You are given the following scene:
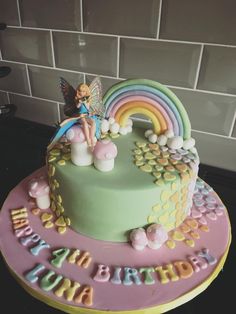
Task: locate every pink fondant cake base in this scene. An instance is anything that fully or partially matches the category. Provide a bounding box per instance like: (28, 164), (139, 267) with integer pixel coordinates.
(0, 167), (231, 313)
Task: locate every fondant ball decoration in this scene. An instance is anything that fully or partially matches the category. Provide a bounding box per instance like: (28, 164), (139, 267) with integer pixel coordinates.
(130, 228), (148, 250)
(101, 117), (133, 137)
(157, 134), (168, 146)
(103, 79), (191, 139)
(130, 224), (168, 250)
(167, 136), (184, 150)
(101, 119), (109, 133)
(146, 224), (168, 249)
(148, 133), (158, 143)
(109, 122), (120, 134)
(183, 138), (196, 150)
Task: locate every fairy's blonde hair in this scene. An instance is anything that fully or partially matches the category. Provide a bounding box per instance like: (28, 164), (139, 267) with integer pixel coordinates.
(77, 83), (90, 96)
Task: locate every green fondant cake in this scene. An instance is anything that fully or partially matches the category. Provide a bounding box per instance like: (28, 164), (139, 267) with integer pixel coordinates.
(48, 126), (198, 242)
(46, 78), (199, 242)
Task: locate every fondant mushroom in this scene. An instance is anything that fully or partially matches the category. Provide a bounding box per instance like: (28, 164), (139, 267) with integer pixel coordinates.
(66, 125), (94, 166)
(28, 177), (50, 209)
(93, 139), (118, 172)
(130, 228), (148, 250)
(146, 224), (168, 249)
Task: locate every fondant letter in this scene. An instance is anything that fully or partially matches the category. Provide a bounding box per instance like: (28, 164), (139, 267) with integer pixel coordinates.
(77, 251), (92, 269)
(25, 264), (45, 283)
(15, 225), (33, 238)
(123, 267), (142, 285)
(197, 248), (217, 265)
(51, 248), (70, 268)
(30, 240), (50, 256)
(188, 255), (208, 272)
(93, 264), (110, 282)
(13, 219), (29, 230)
(110, 267), (122, 284)
(155, 264), (179, 284)
(74, 286), (93, 306)
(55, 278), (81, 301)
(20, 233), (40, 246)
(174, 261), (194, 279)
(139, 267), (155, 285)
(11, 207), (27, 216)
(67, 249), (81, 264)
(40, 270), (63, 291)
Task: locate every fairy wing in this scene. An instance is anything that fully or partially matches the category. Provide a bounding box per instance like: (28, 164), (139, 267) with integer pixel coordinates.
(60, 77), (77, 117)
(89, 77), (104, 118)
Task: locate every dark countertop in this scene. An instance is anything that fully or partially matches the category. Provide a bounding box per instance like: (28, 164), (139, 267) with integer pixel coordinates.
(0, 118), (235, 313)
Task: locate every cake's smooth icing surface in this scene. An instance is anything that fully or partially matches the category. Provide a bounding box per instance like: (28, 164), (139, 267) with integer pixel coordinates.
(0, 168), (231, 313)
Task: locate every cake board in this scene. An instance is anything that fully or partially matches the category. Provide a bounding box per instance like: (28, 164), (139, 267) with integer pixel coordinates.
(0, 167), (231, 314)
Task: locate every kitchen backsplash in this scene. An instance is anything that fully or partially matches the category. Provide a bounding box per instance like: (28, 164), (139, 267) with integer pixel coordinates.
(0, 0), (235, 171)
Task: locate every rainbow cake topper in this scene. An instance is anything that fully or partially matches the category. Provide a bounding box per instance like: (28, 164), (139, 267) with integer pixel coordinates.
(103, 79), (191, 139)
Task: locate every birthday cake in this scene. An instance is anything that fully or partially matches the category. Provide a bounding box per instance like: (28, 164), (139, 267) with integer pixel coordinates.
(0, 78), (231, 313)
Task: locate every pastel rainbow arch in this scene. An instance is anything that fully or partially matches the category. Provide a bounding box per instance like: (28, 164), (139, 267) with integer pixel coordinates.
(103, 79), (191, 139)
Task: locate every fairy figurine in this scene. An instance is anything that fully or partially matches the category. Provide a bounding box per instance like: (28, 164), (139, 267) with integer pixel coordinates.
(72, 82), (97, 148)
(56, 76), (104, 149)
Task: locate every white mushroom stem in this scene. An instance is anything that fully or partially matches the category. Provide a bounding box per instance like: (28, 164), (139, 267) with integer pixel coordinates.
(36, 194), (51, 210)
(71, 141), (94, 166)
(94, 158), (114, 172)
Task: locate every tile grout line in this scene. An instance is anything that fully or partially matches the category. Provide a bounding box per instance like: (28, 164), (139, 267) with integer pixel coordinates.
(0, 58), (123, 80)
(50, 30), (56, 68)
(1, 58), (236, 98)
(116, 36), (120, 78)
(56, 102), (61, 122)
(80, 0), (84, 32)
(228, 109), (236, 137)
(16, 0), (22, 27)
(25, 64), (32, 96)
(193, 44), (204, 90)
(167, 84), (236, 98)
(0, 90), (58, 104)
(6, 92), (10, 104)
(192, 128), (236, 140)
(6, 25), (236, 48)
(156, 0), (163, 39)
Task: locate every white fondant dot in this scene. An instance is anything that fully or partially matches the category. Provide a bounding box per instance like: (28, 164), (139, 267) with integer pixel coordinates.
(157, 134), (167, 146)
(148, 133), (157, 143)
(110, 122), (120, 134)
(144, 129), (153, 138)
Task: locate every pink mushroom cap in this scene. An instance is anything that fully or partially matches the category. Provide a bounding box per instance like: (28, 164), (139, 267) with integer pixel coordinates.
(28, 177), (50, 198)
(93, 139), (118, 160)
(66, 126), (85, 143)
